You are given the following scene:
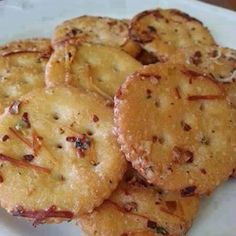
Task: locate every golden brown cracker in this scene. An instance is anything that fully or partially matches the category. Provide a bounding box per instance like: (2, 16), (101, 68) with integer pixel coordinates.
(52, 15), (141, 57)
(129, 9), (216, 61)
(45, 43), (141, 100)
(114, 63), (236, 195)
(79, 169), (199, 236)
(0, 86), (126, 223)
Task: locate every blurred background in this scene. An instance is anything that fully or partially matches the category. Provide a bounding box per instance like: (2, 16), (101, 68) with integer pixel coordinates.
(202, 0), (236, 10)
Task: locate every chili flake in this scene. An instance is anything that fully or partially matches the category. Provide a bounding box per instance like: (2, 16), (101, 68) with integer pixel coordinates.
(181, 186), (197, 197)
(23, 154), (35, 162)
(2, 135), (9, 142)
(9, 100), (21, 115)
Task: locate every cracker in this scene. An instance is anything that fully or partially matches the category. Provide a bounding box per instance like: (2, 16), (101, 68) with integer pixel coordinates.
(0, 86), (126, 224)
(79, 168), (199, 236)
(52, 15), (141, 57)
(0, 38), (52, 113)
(170, 46), (236, 108)
(129, 8), (216, 61)
(45, 43), (141, 99)
(114, 63), (236, 195)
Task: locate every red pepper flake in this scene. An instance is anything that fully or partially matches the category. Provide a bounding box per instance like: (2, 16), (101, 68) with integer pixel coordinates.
(22, 112), (31, 128)
(9, 127), (32, 148)
(123, 202), (138, 212)
(180, 121), (192, 131)
(11, 205), (74, 226)
(188, 95), (224, 101)
(172, 146), (194, 164)
(152, 135), (158, 143)
(9, 100), (21, 115)
(165, 201), (177, 212)
(116, 87), (123, 99)
(146, 89), (152, 99)
(181, 186), (197, 197)
(2, 135), (9, 142)
(66, 136), (77, 142)
(0, 174), (3, 183)
(93, 114), (99, 123)
(23, 154), (35, 162)
(182, 69), (214, 81)
(147, 220), (158, 229)
(76, 149), (85, 158)
(0, 153), (50, 174)
(174, 87), (181, 99)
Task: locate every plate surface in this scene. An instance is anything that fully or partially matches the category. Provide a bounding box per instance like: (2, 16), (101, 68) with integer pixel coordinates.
(0, 0), (236, 235)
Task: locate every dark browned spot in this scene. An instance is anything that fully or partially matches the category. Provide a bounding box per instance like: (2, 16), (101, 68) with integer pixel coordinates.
(199, 103), (205, 111)
(56, 144), (63, 149)
(200, 168), (207, 174)
(87, 130), (93, 136)
(147, 25), (156, 33)
(53, 113), (60, 120)
(200, 136), (210, 145)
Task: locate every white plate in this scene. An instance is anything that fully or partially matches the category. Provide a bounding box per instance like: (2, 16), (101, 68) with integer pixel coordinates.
(0, 0), (236, 235)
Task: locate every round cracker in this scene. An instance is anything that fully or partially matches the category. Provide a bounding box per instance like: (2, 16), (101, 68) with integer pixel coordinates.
(0, 86), (126, 224)
(45, 43), (141, 100)
(129, 8), (216, 61)
(170, 46), (236, 179)
(0, 38), (52, 113)
(114, 63), (236, 195)
(79, 168), (199, 236)
(170, 46), (236, 108)
(52, 15), (141, 57)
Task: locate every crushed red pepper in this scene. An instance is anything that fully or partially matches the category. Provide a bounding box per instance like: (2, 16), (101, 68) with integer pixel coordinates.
(0, 174), (3, 183)
(165, 201), (177, 212)
(9, 101), (21, 115)
(174, 87), (181, 99)
(11, 205), (74, 226)
(172, 146), (194, 164)
(0, 153), (50, 174)
(180, 186), (197, 197)
(23, 154), (35, 162)
(22, 112), (31, 128)
(2, 135), (9, 142)
(93, 114), (99, 122)
(188, 95), (224, 101)
(123, 202), (138, 212)
(180, 121), (192, 131)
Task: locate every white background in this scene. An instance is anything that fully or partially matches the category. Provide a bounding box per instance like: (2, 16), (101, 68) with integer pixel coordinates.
(0, 0), (236, 235)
